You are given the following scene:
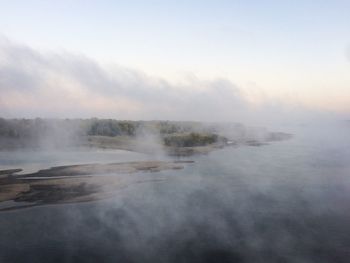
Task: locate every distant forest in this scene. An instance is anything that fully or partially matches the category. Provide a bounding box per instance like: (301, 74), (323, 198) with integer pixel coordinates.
(0, 118), (219, 137)
(0, 118), (291, 150)
(0, 118), (231, 149)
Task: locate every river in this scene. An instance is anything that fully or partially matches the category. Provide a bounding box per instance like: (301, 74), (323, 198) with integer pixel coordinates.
(0, 122), (349, 263)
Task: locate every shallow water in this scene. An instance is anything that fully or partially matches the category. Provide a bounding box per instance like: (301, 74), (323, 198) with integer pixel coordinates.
(0, 149), (154, 174)
(0, 123), (350, 263)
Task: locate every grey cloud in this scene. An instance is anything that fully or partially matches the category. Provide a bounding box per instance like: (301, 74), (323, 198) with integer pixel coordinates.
(0, 38), (333, 124)
(0, 39), (248, 121)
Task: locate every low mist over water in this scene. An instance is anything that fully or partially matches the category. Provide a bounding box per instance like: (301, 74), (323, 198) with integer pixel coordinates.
(1, 123), (350, 263)
(1, 1), (350, 262)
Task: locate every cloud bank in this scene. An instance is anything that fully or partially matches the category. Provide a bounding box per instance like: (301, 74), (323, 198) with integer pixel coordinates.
(0, 38), (339, 125)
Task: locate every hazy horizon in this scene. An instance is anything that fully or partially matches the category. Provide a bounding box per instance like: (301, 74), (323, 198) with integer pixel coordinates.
(1, 1), (349, 124)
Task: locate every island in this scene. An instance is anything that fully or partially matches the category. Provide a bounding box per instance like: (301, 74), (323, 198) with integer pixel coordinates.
(0, 118), (292, 211)
(0, 118), (292, 154)
(0, 160), (194, 211)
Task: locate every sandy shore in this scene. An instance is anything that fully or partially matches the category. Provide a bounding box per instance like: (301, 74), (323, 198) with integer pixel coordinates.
(0, 160), (193, 211)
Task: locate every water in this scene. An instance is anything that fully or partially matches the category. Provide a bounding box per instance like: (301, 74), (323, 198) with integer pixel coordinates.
(0, 123), (350, 263)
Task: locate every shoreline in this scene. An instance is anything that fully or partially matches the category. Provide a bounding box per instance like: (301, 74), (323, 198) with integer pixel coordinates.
(0, 160), (194, 211)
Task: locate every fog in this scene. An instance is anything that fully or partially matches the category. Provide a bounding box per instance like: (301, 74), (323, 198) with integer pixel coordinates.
(0, 37), (337, 126)
(1, 121), (350, 262)
(1, 38), (350, 263)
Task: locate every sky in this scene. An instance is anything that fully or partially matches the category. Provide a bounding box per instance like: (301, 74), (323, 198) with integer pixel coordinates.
(0, 0), (349, 122)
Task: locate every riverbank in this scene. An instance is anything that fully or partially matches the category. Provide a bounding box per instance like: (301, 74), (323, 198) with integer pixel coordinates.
(0, 160), (193, 211)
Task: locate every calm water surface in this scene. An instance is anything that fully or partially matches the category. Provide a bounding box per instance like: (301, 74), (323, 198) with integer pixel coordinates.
(0, 124), (350, 263)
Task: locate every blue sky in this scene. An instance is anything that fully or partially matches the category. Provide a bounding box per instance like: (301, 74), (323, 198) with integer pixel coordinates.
(0, 1), (349, 119)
